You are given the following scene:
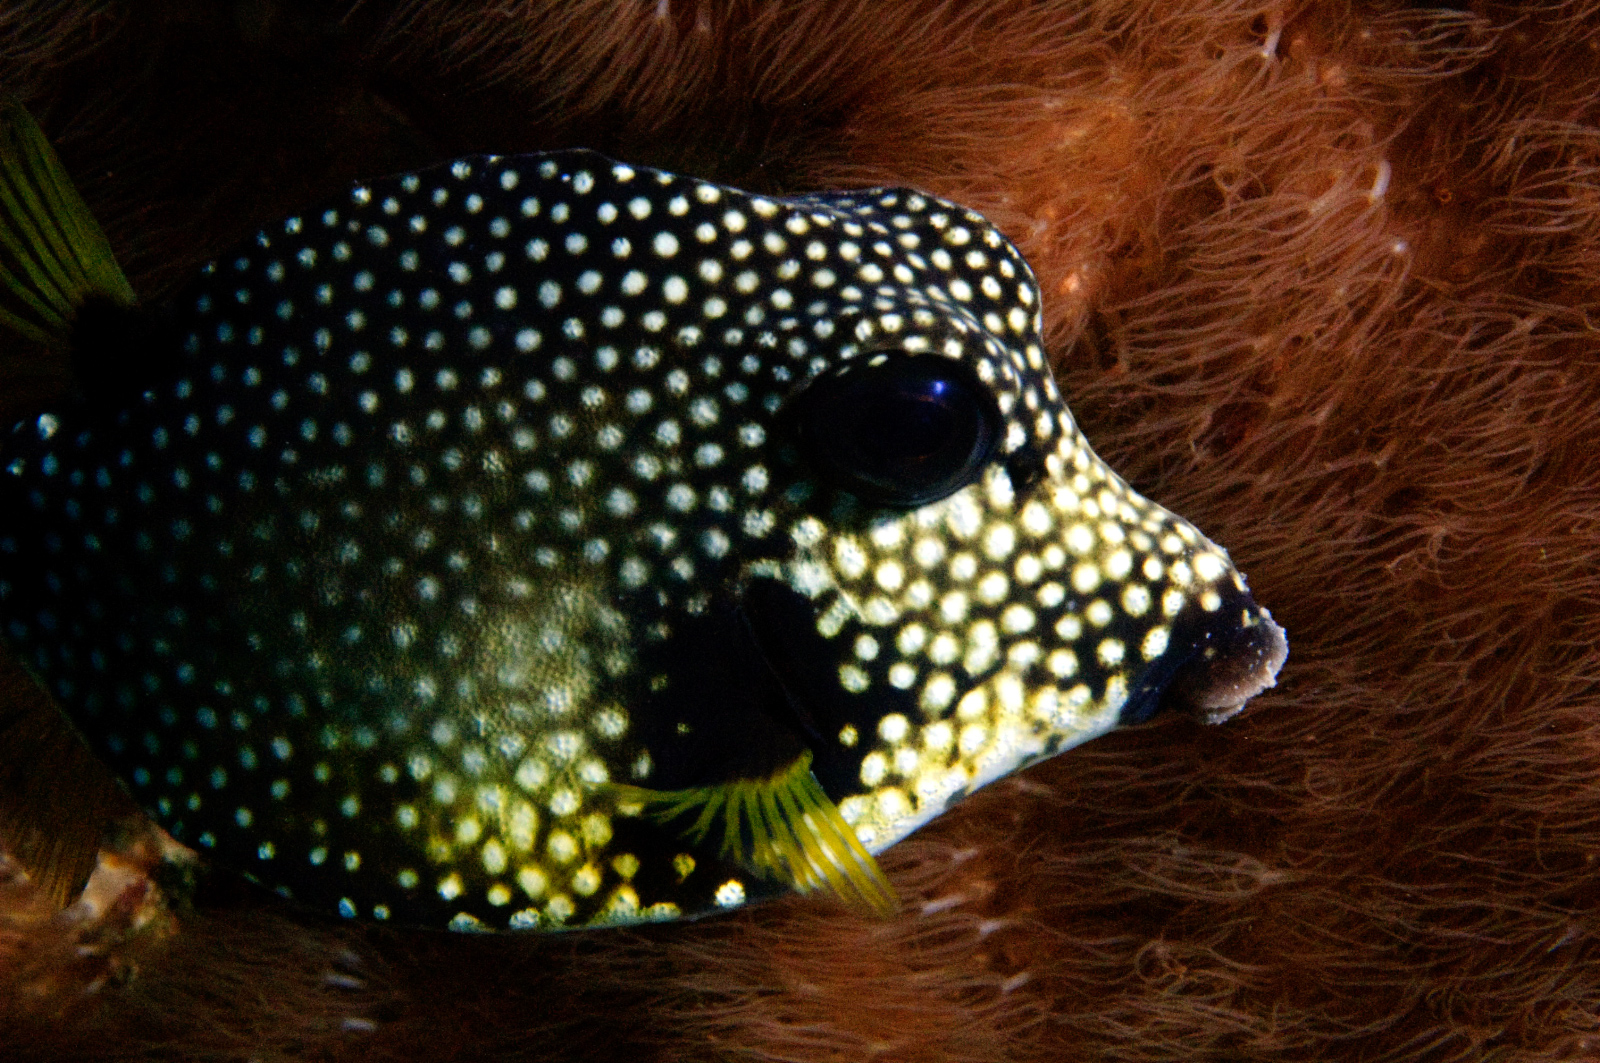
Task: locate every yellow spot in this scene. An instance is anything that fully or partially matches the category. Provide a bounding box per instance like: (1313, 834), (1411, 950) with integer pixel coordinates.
(487, 884), (512, 906)
(1122, 585), (1151, 617)
(1021, 501), (1052, 536)
(875, 560), (905, 591)
(983, 524), (1016, 560)
(672, 852), (696, 881)
(913, 538), (945, 567)
(838, 724), (859, 747)
(714, 879), (747, 907)
(839, 664), (870, 693)
(956, 688), (988, 720)
(1071, 563), (1100, 593)
(929, 631), (961, 664)
(1106, 675), (1129, 714)
(878, 713), (910, 743)
(482, 840), (507, 874)
(977, 571), (1009, 603)
(949, 552), (978, 581)
(1201, 590), (1222, 611)
(1105, 550), (1132, 580)
(1066, 524), (1094, 554)
(1163, 589), (1187, 616)
(888, 662), (917, 689)
(897, 624), (928, 654)
(1047, 649), (1079, 678)
(455, 817), (482, 844)
(854, 634), (880, 660)
(571, 863), (602, 896)
(996, 674), (1025, 714)
(508, 802), (538, 850)
(438, 873), (463, 900)
(864, 596), (900, 624)
(940, 592), (966, 627)
(1194, 552), (1226, 581)
(924, 721), (954, 751)
(612, 853), (640, 880)
(1142, 557), (1164, 580)
(547, 830), (578, 863)
(921, 673), (957, 712)
(1142, 626), (1171, 660)
(515, 758), (549, 791)
(1098, 639), (1125, 667)
(581, 813), (613, 847)
(834, 536), (868, 579)
(517, 865), (549, 898)
(602, 885), (641, 921)
(546, 895), (575, 922)
(1001, 604), (1035, 633)
(1086, 600), (1113, 626)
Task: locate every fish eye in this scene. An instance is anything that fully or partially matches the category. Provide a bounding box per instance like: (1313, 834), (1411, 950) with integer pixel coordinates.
(790, 352), (1001, 507)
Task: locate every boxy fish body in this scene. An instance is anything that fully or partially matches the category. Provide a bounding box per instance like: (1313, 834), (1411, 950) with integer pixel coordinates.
(0, 106), (1286, 930)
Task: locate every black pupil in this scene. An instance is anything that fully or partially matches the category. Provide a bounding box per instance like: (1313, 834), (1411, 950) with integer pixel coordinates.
(855, 382), (961, 466)
(793, 354), (999, 507)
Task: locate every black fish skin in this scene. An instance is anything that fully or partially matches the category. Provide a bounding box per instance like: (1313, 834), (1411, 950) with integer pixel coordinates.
(0, 151), (1282, 931)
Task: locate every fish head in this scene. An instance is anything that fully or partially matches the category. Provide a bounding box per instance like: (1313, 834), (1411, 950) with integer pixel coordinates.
(704, 186), (1288, 851)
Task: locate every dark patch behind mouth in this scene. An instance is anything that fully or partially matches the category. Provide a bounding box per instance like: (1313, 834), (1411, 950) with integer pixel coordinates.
(624, 593), (813, 791)
(737, 578), (924, 800)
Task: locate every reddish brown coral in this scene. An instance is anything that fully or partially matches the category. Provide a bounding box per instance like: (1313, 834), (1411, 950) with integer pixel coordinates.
(3, 1), (1599, 1060)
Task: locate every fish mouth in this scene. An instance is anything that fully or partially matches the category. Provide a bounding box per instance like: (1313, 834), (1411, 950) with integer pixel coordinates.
(1166, 605), (1288, 725)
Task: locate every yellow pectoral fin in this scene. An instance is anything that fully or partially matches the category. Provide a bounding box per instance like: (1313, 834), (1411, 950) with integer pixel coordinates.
(614, 752), (898, 916)
(0, 100), (135, 348)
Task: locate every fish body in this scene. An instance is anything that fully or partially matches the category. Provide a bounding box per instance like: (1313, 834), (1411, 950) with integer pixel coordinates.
(0, 136), (1286, 930)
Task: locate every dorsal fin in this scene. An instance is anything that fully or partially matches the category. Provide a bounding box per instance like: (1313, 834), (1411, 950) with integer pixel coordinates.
(0, 100), (134, 347)
(616, 751), (898, 915)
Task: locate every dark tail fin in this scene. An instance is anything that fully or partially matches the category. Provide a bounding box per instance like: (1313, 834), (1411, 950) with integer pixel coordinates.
(0, 100), (134, 347)
(0, 656), (138, 909)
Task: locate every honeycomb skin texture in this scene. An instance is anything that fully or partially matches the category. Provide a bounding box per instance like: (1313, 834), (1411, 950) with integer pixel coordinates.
(2, 1), (1599, 1060)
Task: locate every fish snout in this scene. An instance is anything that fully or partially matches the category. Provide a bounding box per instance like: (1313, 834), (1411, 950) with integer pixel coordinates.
(1163, 596), (1288, 725)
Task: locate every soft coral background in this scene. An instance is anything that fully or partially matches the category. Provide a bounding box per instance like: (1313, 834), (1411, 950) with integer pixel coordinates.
(3, 1), (1599, 1059)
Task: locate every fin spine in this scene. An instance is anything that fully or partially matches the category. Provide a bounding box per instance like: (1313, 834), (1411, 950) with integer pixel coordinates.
(616, 751), (897, 915)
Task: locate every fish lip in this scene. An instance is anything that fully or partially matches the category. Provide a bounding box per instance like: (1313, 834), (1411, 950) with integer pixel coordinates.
(1167, 606), (1289, 725)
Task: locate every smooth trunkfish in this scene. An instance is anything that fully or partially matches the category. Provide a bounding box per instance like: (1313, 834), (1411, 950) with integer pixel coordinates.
(0, 103), (1287, 931)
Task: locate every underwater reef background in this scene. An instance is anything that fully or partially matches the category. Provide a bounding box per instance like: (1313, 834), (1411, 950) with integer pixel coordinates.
(2, 1), (1599, 1060)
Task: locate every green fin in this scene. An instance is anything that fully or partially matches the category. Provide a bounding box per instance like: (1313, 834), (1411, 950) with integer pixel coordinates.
(617, 752), (898, 915)
(0, 100), (134, 347)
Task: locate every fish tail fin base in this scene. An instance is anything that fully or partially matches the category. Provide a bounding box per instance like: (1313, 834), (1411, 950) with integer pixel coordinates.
(0, 100), (133, 348)
(617, 752), (898, 916)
